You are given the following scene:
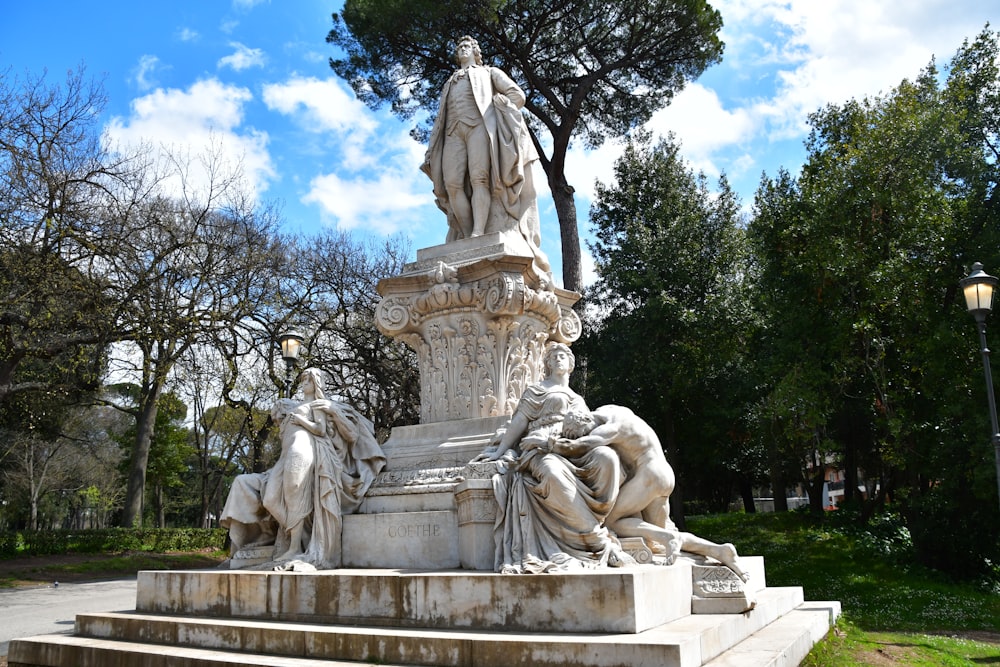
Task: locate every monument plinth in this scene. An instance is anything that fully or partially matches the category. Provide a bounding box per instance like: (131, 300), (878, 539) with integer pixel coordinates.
(375, 232), (580, 424)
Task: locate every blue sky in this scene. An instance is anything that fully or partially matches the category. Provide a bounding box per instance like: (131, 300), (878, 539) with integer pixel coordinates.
(2, 0), (995, 286)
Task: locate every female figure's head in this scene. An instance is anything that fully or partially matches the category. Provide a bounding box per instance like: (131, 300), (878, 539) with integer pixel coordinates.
(543, 343), (575, 379)
(297, 367), (326, 400)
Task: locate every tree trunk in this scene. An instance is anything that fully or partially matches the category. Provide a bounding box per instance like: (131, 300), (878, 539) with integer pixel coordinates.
(121, 381), (163, 527)
(739, 477), (756, 513)
(806, 468), (827, 515)
(27, 444), (40, 531)
(771, 464), (789, 512)
(155, 484), (165, 529)
(549, 173), (583, 293)
(531, 118), (583, 293)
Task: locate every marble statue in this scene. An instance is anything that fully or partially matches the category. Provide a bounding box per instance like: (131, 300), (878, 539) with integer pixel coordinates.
(421, 35), (550, 274)
(220, 368), (385, 570)
(474, 343), (634, 572)
(560, 406), (747, 581)
(474, 343), (747, 578)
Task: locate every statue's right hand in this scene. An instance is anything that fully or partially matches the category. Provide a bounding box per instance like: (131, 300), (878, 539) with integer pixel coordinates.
(472, 447), (498, 463)
(488, 427), (507, 447)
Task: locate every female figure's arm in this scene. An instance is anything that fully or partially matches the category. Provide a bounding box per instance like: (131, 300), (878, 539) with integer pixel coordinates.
(473, 410), (528, 462)
(290, 403), (326, 437)
(316, 400), (359, 442)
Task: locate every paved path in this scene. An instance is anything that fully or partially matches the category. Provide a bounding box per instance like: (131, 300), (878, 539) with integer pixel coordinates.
(0, 578), (138, 657)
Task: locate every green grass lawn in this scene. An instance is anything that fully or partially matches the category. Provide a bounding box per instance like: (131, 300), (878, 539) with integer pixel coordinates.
(688, 511), (1000, 666)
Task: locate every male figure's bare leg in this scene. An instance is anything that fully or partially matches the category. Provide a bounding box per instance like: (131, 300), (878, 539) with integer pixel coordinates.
(606, 478), (681, 562)
(641, 496), (677, 531)
(610, 515), (682, 564)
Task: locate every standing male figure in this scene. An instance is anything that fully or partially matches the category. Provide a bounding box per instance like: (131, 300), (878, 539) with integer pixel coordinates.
(422, 36), (550, 273)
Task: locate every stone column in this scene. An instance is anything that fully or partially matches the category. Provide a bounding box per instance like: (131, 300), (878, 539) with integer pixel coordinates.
(375, 233), (580, 424)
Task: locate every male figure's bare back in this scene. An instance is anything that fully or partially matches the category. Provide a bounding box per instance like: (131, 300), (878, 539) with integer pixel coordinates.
(558, 406), (747, 580)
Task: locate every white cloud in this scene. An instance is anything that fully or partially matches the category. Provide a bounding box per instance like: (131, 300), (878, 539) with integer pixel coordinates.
(232, 0), (268, 9)
(303, 170), (431, 235)
(177, 27), (199, 42)
(105, 78), (275, 203)
(646, 83), (758, 178)
(562, 139), (622, 207)
(262, 76), (377, 135)
(557, 0), (995, 205)
(713, 0), (990, 140)
(218, 42), (266, 71)
(263, 76), (384, 170)
(133, 55), (161, 91)
(261, 75), (436, 233)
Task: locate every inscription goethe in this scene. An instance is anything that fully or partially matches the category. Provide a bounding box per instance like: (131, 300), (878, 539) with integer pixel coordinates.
(386, 522), (442, 538)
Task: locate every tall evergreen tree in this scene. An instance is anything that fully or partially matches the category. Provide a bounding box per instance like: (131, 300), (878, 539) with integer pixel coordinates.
(748, 26), (1000, 576)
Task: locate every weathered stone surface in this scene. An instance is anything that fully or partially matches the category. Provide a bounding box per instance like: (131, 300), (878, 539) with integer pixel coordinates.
(9, 587), (838, 667)
(133, 565), (695, 633)
(375, 237), (580, 425)
(342, 510), (461, 569)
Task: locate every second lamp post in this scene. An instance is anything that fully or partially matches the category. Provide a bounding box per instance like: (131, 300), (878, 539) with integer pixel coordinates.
(960, 262), (1000, 511)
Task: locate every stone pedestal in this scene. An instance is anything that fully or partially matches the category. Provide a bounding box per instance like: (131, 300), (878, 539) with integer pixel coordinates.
(455, 479), (498, 570)
(9, 564), (842, 667)
(359, 236), (582, 571)
(375, 232), (581, 424)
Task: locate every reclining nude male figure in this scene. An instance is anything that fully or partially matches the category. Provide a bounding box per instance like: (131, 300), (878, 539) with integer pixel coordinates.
(553, 405), (748, 581)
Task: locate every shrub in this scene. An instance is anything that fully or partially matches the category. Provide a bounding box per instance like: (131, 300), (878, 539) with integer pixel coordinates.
(4, 528), (227, 557)
(903, 486), (1000, 580)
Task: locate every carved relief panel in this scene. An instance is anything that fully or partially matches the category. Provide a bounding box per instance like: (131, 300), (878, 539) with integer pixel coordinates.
(376, 259), (580, 423)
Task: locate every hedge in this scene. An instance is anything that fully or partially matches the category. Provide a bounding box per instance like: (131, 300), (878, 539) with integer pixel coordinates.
(0, 527), (227, 558)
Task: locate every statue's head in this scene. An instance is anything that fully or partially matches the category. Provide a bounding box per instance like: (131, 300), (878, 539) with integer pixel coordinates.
(562, 410), (596, 439)
(297, 367), (326, 399)
(454, 35), (484, 66)
(543, 342), (575, 376)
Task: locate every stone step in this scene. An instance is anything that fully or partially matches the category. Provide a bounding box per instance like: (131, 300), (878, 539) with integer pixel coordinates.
(9, 587), (811, 667)
(703, 601), (842, 667)
(7, 633), (410, 666)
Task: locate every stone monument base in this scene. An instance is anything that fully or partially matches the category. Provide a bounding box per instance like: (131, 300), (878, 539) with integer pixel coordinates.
(9, 563), (840, 667)
(346, 416), (504, 571)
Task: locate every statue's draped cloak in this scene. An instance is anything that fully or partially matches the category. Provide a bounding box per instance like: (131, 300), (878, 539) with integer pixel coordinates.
(492, 384), (623, 573)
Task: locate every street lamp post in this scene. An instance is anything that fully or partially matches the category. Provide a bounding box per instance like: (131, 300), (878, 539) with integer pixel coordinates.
(960, 262), (1000, 511)
(277, 330), (305, 398)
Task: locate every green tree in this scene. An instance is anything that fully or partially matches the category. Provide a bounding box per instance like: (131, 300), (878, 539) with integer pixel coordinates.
(1, 401), (126, 530)
(327, 0), (724, 292)
(748, 25), (1000, 575)
(144, 393), (192, 528)
(579, 135), (758, 526)
(111, 388), (192, 527)
(193, 400), (272, 528)
(290, 231), (419, 442)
